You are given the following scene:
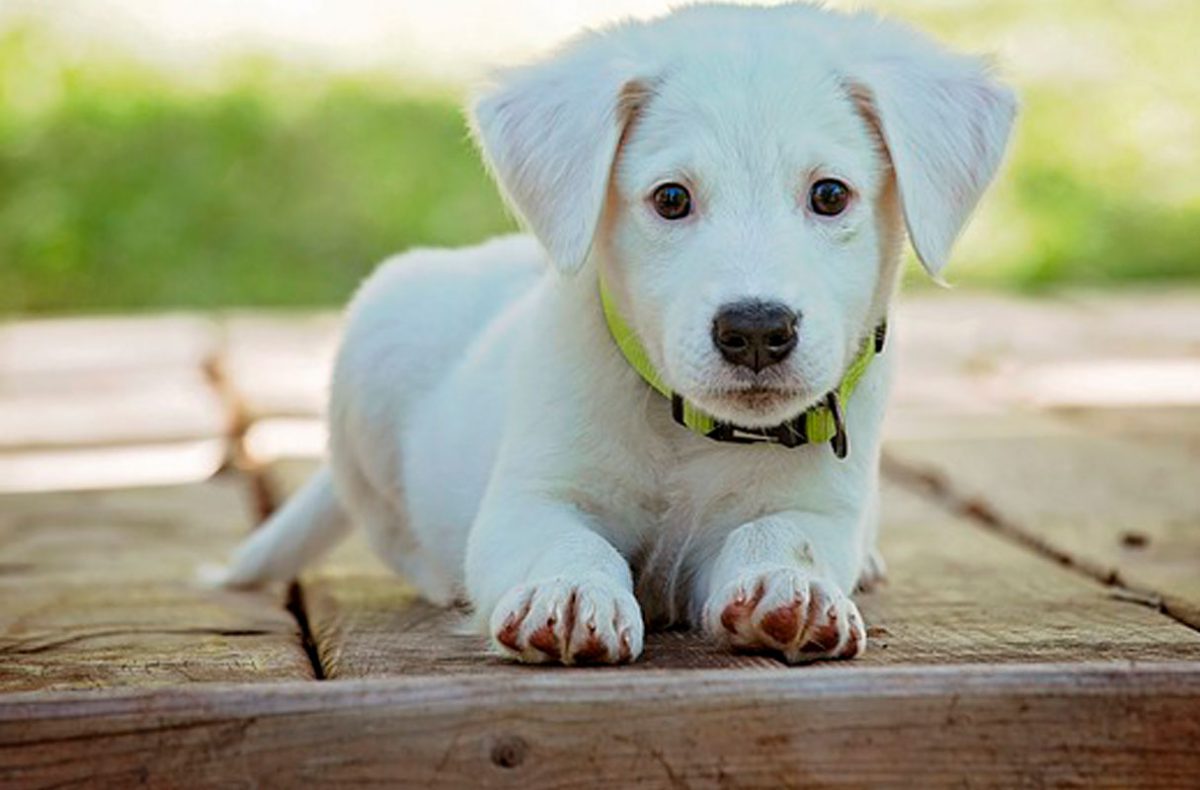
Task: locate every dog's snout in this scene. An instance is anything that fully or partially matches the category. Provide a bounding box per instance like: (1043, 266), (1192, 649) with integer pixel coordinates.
(712, 301), (799, 372)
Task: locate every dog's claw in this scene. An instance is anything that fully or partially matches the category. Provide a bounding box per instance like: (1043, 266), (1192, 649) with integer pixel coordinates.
(490, 578), (644, 665)
(704, 568), (866, 663)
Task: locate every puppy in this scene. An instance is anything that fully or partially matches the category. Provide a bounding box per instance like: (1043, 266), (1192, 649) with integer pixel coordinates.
(222, 2), (1015, 664)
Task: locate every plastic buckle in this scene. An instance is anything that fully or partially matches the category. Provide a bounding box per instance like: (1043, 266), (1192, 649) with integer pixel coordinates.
(671, 393), (686, 427)
(826, 392), (848, 459)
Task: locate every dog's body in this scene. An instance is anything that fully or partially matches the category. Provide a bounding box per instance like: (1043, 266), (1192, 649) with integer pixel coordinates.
(223, 3), (1014, 664)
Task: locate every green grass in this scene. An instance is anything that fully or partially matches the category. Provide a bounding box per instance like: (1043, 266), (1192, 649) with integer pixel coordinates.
(0, 28), (513, 313)
(2, 3), (1199, 314)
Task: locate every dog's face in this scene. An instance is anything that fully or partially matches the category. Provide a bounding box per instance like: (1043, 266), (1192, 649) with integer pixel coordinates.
(605, 58), (894, 426)
(472, 4), (1016, 426)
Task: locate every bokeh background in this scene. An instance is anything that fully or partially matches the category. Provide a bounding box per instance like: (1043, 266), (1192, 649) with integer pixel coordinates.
(2, 0), (1197, 315)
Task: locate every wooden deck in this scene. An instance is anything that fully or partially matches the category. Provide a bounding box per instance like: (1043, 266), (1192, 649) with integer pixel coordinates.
(2, 291), (1199, 787)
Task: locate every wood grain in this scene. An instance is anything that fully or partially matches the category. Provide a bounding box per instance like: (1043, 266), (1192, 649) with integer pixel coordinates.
(0, 315), (230, 452)
(0, 315), (217, 380)
(0, 475), (314, 691)
(857, 482), (1200, 664)
(0, 369), (230, 451)
(1053, 405), (1200, 450)
(0, 439), (227, 494)
(267, 457), (1200, 678)
(886, 418), (1200, 630)
(888, 290), (1200, 415)
(218, 313), (340, 421)
(2, 663), (1198, 788)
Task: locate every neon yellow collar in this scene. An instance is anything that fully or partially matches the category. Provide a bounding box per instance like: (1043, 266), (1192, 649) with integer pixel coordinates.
(600, 279), (885, 458)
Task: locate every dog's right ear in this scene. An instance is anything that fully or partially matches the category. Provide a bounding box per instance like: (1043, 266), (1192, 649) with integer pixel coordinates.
(470, 37), (647, 275)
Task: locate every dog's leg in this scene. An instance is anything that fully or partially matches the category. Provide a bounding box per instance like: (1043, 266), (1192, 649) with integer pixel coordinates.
(697, 511), (866, 663)
(856, 485), (887, 593)
(467, 497), (644, 665)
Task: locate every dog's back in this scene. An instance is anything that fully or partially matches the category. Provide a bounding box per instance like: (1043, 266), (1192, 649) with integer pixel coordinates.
(220, 234), (545, 593)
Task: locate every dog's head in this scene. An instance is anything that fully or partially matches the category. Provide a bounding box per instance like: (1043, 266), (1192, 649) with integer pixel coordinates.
(471, 3), (1016, 427)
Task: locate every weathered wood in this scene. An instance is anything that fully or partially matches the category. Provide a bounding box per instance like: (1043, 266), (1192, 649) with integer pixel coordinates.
(0, 315), (217, 380)
(1053, 405), (1200, 450)
(860, 483), (1200, 664)
(1064, 288), (1200, 356)
(0, 476), (314, 691)
(218, 313), (340, 421)
(888, 291), (1110, 414)
(266, 455), (1200, 677)
(0, 315), (230, 452)
(889, 289), (1200, 414)
(0, 440), (227, 494)
(0, 314), (233, 493)
(886, 417), (1200, 629)
(241, 417), (328, 466)
(0, 369), (230, 450)
(2, 663), (1199, 788)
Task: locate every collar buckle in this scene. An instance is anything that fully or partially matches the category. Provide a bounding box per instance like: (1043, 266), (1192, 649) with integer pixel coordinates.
(826, 392), (849, 459)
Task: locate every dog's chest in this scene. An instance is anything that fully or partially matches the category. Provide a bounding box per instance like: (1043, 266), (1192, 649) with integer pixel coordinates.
(583, 422), (806, 561)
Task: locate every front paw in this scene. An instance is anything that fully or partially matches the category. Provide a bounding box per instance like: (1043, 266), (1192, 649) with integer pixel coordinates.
(703, 567), (865, 663)
(489, 576), (644, 665)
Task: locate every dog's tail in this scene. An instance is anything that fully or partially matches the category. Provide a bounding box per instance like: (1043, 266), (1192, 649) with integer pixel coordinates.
(217, 463), (352, 588)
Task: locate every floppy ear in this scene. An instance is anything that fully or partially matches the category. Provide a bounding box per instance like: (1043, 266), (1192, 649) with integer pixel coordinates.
(847, 26), (1017, 278)
(469, 36), (647, 275)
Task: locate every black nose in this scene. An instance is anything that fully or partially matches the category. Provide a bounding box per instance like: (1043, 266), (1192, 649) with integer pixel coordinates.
(712, 301), (799, 372)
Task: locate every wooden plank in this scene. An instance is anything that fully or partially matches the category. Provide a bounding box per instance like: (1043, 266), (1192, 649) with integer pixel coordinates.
(0, 475), (315, 691)
(0, 315), (230, 451)
(895, 290), (1200, 370)
(890, 290), (1200, 414)
(267, 455), (1200, 677)
(218, 313), (340, 421)
(0, 440), (226, 494)
(886, 417), (1200, 629)
(241, 417), (328, 466)
(1063, 288), (1200, 356)
(0, 369), (230, 450)
(0, 315), (217, 380)
(2, 664), (1199, 787)
(860, 483), (1200, 664)
(1052, 405), (1200, 450)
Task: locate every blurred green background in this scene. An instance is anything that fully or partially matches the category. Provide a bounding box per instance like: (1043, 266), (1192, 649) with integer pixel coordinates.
(1, 0), (1197, 314)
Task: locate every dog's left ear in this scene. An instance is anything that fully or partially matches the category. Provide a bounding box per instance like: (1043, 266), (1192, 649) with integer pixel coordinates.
(847, 24), (1017, 278)
(470, 37), (647, 275)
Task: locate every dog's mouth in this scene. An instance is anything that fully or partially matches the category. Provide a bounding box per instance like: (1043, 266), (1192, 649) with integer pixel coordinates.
(697, 383), (814, 425)
(721, 385), (802, 408)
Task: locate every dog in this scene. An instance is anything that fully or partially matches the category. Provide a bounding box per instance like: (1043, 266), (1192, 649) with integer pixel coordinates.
(221, 2), (1015, 665)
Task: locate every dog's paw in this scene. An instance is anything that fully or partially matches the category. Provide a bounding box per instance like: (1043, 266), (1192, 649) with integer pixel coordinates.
(703, 567), (865, 663)
(489, 576), (644, 665)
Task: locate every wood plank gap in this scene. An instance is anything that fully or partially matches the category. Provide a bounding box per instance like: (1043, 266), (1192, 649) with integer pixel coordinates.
(201, 352), (251, 476)
(879, 450), (1196, 632)
(286, 582), (328, 681)
(208, 341), (330, 681)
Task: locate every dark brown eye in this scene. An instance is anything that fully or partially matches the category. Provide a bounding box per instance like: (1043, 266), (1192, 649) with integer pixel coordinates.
(809, 179), (851, 216)
(652, 183), (691, 220)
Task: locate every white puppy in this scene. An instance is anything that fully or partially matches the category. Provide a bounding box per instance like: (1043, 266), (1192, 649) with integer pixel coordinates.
(222, 2), (1015, 665)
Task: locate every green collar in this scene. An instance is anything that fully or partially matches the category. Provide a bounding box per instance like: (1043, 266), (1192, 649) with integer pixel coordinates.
(600, 279), (885, 458)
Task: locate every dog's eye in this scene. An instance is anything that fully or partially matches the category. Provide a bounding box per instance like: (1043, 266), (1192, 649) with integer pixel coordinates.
(652, 183), (692, 220)
(809, 179), (851, 216)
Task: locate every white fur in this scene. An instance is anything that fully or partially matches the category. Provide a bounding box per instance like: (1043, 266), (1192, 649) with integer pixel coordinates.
(221, 3), (1015, 665)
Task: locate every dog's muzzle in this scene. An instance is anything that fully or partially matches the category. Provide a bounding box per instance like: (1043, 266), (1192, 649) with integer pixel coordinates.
(601, 276), (886, 459)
